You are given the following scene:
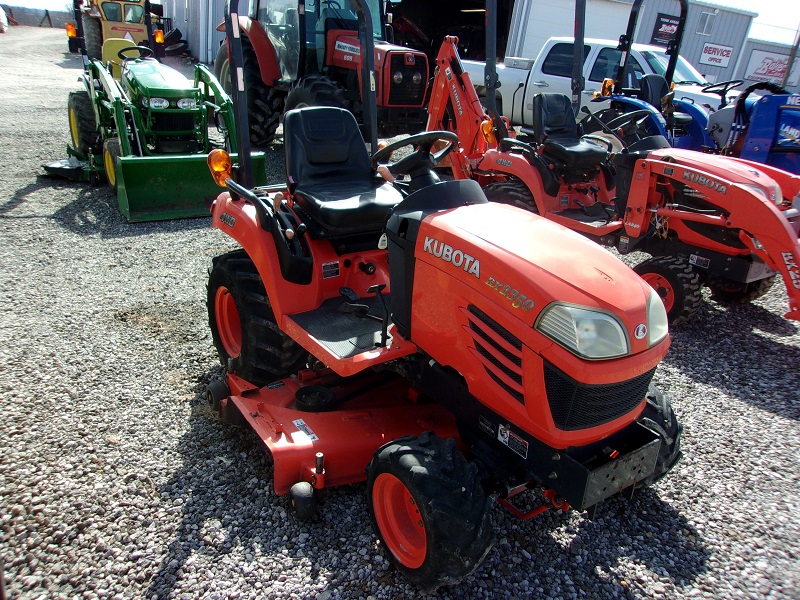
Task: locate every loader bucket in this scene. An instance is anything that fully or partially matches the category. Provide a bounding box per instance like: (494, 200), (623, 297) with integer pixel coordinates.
(115, 152), (267, 222)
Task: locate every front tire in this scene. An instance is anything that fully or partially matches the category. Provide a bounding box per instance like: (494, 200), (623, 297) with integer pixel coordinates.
(103, 137), (121, 193)
(240, 39), (283, 148)
(637, 384), (682, 486)
(483, 178), (539, 213)
(366, 432), (493, 592)
(207, 250), (308, 387)
(634, 255), (701, 325)
(707, 274), (776, 303)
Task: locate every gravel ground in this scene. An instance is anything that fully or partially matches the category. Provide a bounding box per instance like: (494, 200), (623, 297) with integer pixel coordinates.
(2, 26), (800, 600)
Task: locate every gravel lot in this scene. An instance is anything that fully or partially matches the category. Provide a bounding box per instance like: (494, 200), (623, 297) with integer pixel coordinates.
(2, 26), (800, 600)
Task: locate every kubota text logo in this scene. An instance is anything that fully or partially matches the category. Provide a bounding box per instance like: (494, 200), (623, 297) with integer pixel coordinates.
(423, 236), (480, 278)
(682, 171), (727, 194)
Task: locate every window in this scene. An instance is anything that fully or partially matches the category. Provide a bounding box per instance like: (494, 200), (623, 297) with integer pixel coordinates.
(124, 5), (143, 23)
(697, 11), (715, 36)
(541, 43), (591, 78)
(588, 48), (646, 84)
(101, 2), (122, 22)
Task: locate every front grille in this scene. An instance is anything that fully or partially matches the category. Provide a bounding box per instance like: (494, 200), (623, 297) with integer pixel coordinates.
(467, 305), (524, 404)
(544, 361), (655, 431)
(151, 112), (196, 133)
(386, 53), (427, 106)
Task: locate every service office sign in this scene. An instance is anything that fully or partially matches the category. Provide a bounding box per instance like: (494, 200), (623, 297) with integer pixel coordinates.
(700, 43), (733, 68)
(744, 50), (800, 87)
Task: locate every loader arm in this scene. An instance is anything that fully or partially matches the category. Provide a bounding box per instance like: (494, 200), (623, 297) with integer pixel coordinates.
(195, 64), (237, 152)
(628, 155), (800, 321)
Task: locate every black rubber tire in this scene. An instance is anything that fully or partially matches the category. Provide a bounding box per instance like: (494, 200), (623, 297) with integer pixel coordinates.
(68, 90), (99, 156)
(284, 74), (350, 113)
(289, 481), (317, 521)
(103, 137), (121, 193)
(482, 177), (539, 213)
(207, 250), (308, 387)
(634, 255), (702, 325)
(366, 432), (493, 592)
(707, 274), (776, 303)
(206, 379), (231, 415)
(213, 43), (230, 91)
(81, 14), (102, 60)
(241, 40), (283, 148)
(637, 384), (682, 486)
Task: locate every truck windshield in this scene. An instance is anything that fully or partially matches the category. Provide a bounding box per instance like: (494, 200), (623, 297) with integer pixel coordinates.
(640, 50), (708, 85)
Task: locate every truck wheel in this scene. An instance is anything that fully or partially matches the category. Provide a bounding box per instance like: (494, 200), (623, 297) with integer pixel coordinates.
(207, 249), (308, 387)
(103, 137), (121, 193)
(637, 384), (682, 486)
(366, 432), (493, 592)
(634, 255), (701, 325)
(240, 39), (283, 148)
(707, 275), (776, 303)
(68, 90), (99, 156)
(81, 14), (102, 60)
(483, 178), (539, 213)
(284, 74), (349, 113)
(289, 481), (317, 521)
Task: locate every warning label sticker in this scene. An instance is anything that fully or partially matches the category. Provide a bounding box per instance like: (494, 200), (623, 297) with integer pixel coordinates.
(292, 419), (319, 441)
(498, 424), (529, 459)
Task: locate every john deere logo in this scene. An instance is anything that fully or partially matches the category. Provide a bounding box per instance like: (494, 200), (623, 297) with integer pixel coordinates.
(634, 324), (647, 339)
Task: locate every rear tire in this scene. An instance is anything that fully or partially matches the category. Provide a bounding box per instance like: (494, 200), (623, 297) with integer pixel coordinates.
(284, 74), (350, 113)
(634, 255), (701, 325)
(637, 384), (682, 486)
(366, 432), (493, 592)
(81, 14), (102, 60)
(68, 90), (99, 156)
(483, 178), (539, 213)
(240, 39), (283, 148)
(103, 137), (121, 193)
(707, 274), (776, 303)
(207, 250), (308, 387)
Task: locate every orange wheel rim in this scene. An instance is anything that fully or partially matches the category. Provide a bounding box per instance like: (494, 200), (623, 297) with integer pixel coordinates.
(373, 473), (427, 569)
(641, 273), (675, 313)
(214, 286), (241, 358)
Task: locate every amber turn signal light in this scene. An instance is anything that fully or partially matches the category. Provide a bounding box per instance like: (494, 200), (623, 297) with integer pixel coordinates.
(66, 23), (77, 38)
(207, 149), (232, 187)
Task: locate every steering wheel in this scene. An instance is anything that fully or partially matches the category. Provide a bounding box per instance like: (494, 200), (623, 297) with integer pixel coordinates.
(734, 81), (790, 125)
(117, 45), (154, 61)
(604, 109), (653, 132)
(322, 0), (342, 8)
(701, 79), (744, 108)
(371, 131), (459, 183)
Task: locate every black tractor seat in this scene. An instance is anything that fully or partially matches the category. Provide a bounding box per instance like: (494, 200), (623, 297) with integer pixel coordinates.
(639, 73), (693, 126)
(284, 106), (403, 239)
(531, 93), (608, 173)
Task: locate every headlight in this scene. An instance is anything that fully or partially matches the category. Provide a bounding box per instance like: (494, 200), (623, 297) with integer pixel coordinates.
(743, 182), (782, 206)
(412, 72), (422, 85)
(149, 97), (169, 109)
(646, 288), (669, 347)
(536, 303), (629, 359)
(177, 98), (197, 110)
(393, 71), (403, 84)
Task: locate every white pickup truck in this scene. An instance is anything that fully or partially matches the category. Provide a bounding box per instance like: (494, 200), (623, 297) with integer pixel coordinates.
(462, 36), (727, 126)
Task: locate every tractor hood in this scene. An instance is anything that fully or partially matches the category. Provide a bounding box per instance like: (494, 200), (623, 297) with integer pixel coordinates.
(123, 60), (197, 96)
(417, 202), (654, 333)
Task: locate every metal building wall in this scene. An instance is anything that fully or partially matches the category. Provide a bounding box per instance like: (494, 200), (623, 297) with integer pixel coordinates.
(160, 0), (227, 65)
(633, 0), (754, 83)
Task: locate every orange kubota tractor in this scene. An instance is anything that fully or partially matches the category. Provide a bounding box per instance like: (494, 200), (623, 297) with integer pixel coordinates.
(213, 0), (429, 147)
(426, 10), (800, 325)
(202, 0), (681, 592)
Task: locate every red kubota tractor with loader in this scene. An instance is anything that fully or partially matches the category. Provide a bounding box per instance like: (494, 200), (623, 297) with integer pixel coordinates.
(213, 0), (429, 147)
(201, 0), (682, 591)
(426, 2), (800, 325)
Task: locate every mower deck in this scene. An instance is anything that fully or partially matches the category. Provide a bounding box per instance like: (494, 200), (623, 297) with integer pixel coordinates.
(225, 373), (460, 495)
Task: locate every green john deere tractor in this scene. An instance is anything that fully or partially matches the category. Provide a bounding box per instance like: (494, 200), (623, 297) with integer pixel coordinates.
(46, 0), (265, 222)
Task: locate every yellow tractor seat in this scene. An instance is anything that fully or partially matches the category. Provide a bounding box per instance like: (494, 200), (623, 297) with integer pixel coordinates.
(102, 38), (137, 80)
